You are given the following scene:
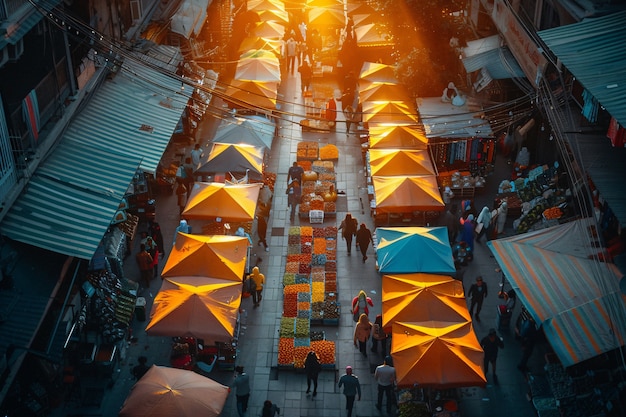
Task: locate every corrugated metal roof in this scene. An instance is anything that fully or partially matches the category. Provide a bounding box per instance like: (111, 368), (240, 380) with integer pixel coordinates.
(1, 55), (185, 259)
(0, 0), (63, 50)
(539, 11), (626, 126)
(462, 47), (525, 79)
(417, 97), (493, 139)
(573, 132), (626, 227)
(63, 59), (187, 174)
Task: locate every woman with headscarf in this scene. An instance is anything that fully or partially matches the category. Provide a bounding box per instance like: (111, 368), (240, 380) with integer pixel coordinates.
(475, 206), (492, 244)
(351, 290), (373, 322)
(354, 313), (372, 357)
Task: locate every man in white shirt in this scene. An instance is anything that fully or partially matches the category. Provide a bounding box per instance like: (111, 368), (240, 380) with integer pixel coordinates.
(374, 356), (397, 413)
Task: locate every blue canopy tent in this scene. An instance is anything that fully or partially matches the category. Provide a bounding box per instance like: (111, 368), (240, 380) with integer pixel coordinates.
(376, 227), (456, 275)
(488, 218), (626, 367)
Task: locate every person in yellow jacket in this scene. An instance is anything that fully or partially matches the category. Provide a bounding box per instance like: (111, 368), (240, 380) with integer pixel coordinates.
(248, 266), (265, 308)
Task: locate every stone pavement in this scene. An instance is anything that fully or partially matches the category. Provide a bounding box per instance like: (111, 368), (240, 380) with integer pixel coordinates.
(53, 64), (549, 417)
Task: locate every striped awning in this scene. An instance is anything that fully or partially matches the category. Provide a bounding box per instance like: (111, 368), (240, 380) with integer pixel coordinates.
(487, 218), (626, 367)
(1, 51), (185, 259)
(539, 11), (626, 126)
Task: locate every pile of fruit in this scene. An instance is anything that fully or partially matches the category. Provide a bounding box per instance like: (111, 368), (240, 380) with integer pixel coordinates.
(297, 141), (319, 160)
(543, 206), (563, 220)
(319, 144), (339, 160)
(277, 226), (338, 367)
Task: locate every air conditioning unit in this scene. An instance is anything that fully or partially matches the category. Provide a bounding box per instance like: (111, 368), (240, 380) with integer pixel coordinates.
(7, 39), (24, 62)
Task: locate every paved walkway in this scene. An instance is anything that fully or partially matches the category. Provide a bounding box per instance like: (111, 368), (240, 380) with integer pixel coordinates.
(53, 63), (550, 417)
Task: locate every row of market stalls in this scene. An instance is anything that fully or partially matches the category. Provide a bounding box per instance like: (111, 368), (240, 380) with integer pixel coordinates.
(358, 61), (497, 227)
(375, 227), (486, 413)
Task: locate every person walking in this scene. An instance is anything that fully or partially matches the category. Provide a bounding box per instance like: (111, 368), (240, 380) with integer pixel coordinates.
(475, 206), (492, 244)
(468, 276), (488, 320)
(176, 182), (187, 216)
(287, 161), (304, 184)
(355, 223), (374, 262)
(304, 350), (321, 397)
(339, 213), (358, 255)
(248, 266), (265, 308)
(351, 290), (373, 322)
(232, 366), (250, 417)
(135, 244), (153, 288)
(325, 96), (337, 129)
(286, 36), (297, 74)
(481, 328), (504, 384)
(338, 366), (361, 417)
(460, 213), (475, 252)
(371, 314), (388, 357)
(261, 400), (280, 417)
(298, 59), (312, 93)
(287, 179), (301, 221)
(517, 315), (537, 372)
(354, 313), (372, 357)
(190, 143), (204, 181)
(256, 214), (269, 251)
(374, 356), (397, 413)
(132, 356), (150, 380)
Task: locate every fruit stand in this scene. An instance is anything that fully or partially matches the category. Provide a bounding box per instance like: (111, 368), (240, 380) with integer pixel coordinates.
(298, 160), (338, 221)
(278, 226), (339, 369)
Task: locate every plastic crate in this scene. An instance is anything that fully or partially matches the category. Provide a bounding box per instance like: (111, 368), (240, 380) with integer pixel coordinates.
(309, 210), (324, 224)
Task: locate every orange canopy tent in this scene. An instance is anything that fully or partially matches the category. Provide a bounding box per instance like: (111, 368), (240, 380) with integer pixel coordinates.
(162, 234), (248, 282)
(381, 274), (470, 330)
(347, 2), (375, 16)
(196, 143), (264, 178)
(225, 80), (278, 110)
(362, 101), (419, 124)
(238, 37), (282, 57)
(145, 276), (242, 343)
(359, 83), (410, 104)
(119, 365), (229, 417)
(247, 0), (285, 12)
(255, 8), (289, 25)
(306, 0), (344, 8)
(372, 175), (444, 213)
(391, 321), (486, 388)
(359, 62), (398, 83)
(183, 182), (262, 222)
(369, 149), (435, 177)
(252, 20), (285, 39)
(235, 55), (281, 82)
(355, 24), (393, 47)
(308, 8), (345, 29)
(368, 124), (428, 150)
(351, 13), (383, 27)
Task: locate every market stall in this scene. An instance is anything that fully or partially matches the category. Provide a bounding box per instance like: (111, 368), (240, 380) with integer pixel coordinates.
(487, 218), (626, 368)
(417, 96), (496, 177)
(381, 273), (469, 331)
(371, 175), (445, 226)
(195, 143), (265, 183)
(144, 276), (242, 346)
(367, 124), (429, 150)
(162, 233), (249, 282)
(119, 366), (229, 417)
(278, 226), (339, 370)
(376, 227), (456, 275)
(295, 152), (339, 222)
(183, 182), (262, 222)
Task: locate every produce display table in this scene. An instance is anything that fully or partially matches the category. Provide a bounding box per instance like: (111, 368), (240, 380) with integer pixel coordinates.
(278, 226), (338, 368)
(300, 119), (335, 132)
